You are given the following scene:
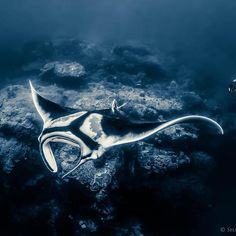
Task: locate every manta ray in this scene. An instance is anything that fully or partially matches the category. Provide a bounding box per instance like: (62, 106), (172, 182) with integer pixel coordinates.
(29, 81), (224, 178)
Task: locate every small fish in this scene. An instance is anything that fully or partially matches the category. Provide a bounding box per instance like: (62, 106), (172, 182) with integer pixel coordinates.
(29, 81), (224, 178)
(229, 79), (236, 93)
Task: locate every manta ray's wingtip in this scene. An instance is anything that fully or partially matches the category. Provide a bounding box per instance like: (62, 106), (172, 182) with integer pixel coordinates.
(208, 116), (224, 135)
(29, 80), (37, 105)
(29, 80), (34, 90)
(29, 80), (39, 106)
(179, 115), (224, 135)
(29, 80), (38, 96)
(29, 80), (50, 123)
(216, 124), (224, 135)
(219, 125), (224, 135)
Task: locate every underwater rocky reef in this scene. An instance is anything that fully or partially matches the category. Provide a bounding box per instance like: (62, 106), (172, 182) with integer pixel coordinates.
(0, 38), (234, 235)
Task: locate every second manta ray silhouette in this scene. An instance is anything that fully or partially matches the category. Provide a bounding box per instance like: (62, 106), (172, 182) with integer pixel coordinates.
(29, 81), (224, 178)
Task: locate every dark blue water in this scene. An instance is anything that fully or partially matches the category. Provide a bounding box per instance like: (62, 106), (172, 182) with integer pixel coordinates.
(0, 1), (236, 235)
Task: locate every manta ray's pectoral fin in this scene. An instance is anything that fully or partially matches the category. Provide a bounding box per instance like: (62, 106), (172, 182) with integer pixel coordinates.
(112, 115), (224, 147)
(29, 80), (77, 123)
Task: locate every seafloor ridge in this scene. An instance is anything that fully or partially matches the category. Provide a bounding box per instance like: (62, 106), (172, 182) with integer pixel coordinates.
(0, 39), (229, 235)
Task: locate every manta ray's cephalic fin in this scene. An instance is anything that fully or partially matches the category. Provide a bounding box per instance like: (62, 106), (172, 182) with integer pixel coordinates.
(111, 99), (127, 113)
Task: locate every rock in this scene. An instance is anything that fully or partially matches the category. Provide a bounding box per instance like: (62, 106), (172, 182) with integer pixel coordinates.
(191, 151), (215, 171)
(68, 82), (183, 121)
(103, 44), (164, 86)
(52, 142), (123, 192)
(0, 85), (41, 142)
(12, 200), (60, 232)
(0, 40), (221, 235)
(59, 148), (123, 192)
(91, 201), (115, 222)
(115, 222), (144, 236)
(78, 219), (97, 232)
(0, 136), (34, 174)
(155, 124), (198, 142)
(111, 44), (163, 77)
(40, 61), (86, 80)
(20, 40), (166, 86)
(137, 142), (191, 175)
(51, 39), (104, 66)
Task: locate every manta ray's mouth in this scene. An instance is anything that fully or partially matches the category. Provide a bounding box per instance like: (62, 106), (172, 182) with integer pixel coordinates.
(39, 132), (84, 173)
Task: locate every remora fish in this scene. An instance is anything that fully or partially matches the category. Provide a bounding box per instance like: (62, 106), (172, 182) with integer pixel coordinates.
(29, 81), (224, 178)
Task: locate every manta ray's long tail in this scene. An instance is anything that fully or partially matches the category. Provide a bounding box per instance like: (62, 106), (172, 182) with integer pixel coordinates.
(113, 115), (224, 146)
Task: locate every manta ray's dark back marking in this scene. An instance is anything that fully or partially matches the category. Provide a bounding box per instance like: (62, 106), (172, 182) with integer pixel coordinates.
(69, 112), (100, 150)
